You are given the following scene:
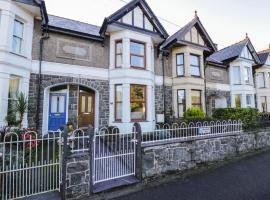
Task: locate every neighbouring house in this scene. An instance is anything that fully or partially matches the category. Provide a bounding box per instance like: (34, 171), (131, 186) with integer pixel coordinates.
(160, 12), (217, 118)
(255, 46), (270, 112)
(0, 0), (47, 127)
(207, 36), (261, 109)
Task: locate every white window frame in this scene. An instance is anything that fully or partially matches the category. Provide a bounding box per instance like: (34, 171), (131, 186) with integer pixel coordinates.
(232, 66), (241, 85)
(12, 19), (24, 55)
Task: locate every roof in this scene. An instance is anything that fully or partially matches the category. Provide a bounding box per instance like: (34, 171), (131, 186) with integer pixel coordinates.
(48, 15), (102, 40)
(161, 14), (217, 52)
(100, 0), (168, 39)
(15, 0), (39, 6)
(257, 48), (270, 65)
(207, 37), (261, 65)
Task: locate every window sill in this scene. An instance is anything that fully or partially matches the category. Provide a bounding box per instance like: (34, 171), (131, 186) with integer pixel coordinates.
(191, 75), (202, 78)
(10, 51), (27, 58)
(131, 66), (146, 70)
(131, 120), (148, 123)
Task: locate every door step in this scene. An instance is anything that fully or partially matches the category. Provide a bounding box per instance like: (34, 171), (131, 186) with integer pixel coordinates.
(93, 176), (139, 193)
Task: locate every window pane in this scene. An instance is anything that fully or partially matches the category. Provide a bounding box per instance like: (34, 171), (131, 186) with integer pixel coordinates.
(233, 66), (241, 84)
(58, 96), (65, 113)
(177, 54), (184, 65)
(51, 96), (58, 113)
(9, 76), (20, 99)
(130, 85), (145, 101)
(190, 55), (199, 66)
(261, 96), (267, 112)
(12, 37), (22, 54)
(191, 90), (201, 105)
(177, 90), (185, 104)
(116, 103), (122, 120)
(257, 73), (265, 88)
(14, 20), (23, 38)
(81, 96), (86, 112)
(235, 95), (241, 108)
(244, 67), (251, 84)
(178, 105), (184, 118)
(177, 66), (184, 76)
(246, 95), (252, 106)
(131, 55), (144, 68)
(116, 55), (122, 67)
(130, 42), (144, 55)
(191, 66), (200, 76)
(131, 102), (146, 120)
(87, 96), (92, 113)
(116, 42), (122, 54)
(115, 85), (123, 101)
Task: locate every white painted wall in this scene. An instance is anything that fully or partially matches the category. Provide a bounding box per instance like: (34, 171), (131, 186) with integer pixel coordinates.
(0, 0), (34, 127)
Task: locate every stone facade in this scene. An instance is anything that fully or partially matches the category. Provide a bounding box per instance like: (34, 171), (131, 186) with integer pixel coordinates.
(28, 73), (109, 131)
(155, 85), (173, 122)
(206, 89), (231, 115)
(142, 127), (270, 178)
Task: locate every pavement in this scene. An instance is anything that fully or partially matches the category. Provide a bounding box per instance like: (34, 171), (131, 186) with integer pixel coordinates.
(114, 150), (270, 200)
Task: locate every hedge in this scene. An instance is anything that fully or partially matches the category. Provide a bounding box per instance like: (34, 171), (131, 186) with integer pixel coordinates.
(212, 108), (259, 130)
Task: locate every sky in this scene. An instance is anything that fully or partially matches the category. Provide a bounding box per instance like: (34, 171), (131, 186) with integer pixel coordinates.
(45, 0), (270, 51)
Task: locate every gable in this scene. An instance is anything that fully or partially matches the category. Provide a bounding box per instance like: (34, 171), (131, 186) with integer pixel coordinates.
(119, 6), (155, 32)
(241, 46), (253, 60)
(183, 26), (205, 46)
(100, 0), (168, 38)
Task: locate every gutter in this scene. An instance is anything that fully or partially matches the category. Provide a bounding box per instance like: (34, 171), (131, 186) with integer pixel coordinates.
(204, 60), (208, 116)
(162, 54), (166, 122)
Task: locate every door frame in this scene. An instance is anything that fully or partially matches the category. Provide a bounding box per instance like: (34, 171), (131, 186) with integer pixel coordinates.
(48, 92), (68, 131)
(78, 90), (96, 128)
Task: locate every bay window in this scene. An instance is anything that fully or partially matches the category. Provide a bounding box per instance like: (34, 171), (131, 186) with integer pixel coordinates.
(257, 73), (265, 88)
(115, 85), (123, 121)
(12, 19), (24, 54)
(130, 41), (145, 69)
(176, 54), (184, 76)
(130, 85), (146, 121)
(191, 90), (202, 108)
(232, 66), (241, 84)
(190, 54), (200, 76)
(177, 90), (185, 118)
(115, 40), (123, 68)
(261, 96), (267, 112)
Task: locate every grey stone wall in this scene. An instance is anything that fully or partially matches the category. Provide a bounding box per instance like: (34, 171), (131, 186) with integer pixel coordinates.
(28, 73), (109, 131)
(205, 64), (229, 84)
(206, 89), (231, 115)
(142, 128), (270, 178)
(66, 155), (90, 199)
(155, 85), (173, 122)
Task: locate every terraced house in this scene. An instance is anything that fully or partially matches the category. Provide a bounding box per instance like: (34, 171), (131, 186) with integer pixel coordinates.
(0, 0), (266, 133)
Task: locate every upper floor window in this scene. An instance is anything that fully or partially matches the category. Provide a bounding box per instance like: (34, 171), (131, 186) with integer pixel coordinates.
(130, 85), (146, 121)
(257, 73), (265, 88)
(232, 66), (241, 84)
(130, 41), (145, 69)
(191, 90), (202, 108)
(190, 54), (200, 76)
(115, 84), (123, 121)
(115, 40), (123, 68)
(268, 73), (270, 87)
(12, 19), (24, 54)
(176, 54), (184, 76)
(177, 89), (185, 118)
(244, 66), (251, 85)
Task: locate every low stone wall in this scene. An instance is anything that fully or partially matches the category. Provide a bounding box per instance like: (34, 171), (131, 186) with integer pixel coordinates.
(66, 154), (90, 199)
(142, 127), (270, 178)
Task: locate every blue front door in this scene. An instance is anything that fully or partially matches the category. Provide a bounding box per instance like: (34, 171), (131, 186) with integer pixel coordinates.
(48, 93), (67, 131)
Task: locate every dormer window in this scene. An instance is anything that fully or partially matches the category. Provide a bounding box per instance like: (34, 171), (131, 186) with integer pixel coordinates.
(12, 19), (24, 54)
(130, 41), (145, 69)
(115, 40), (123, 68)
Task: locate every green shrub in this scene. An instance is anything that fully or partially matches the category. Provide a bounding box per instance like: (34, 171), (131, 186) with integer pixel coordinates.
(184, 107), (205, 121)
(212, 108), (259, 130)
